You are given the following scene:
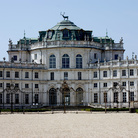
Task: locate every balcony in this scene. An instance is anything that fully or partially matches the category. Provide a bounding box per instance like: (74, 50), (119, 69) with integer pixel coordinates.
(90, 59), (138, 68)
(31, 40), (103, 50)
(0, 61), (46, 69)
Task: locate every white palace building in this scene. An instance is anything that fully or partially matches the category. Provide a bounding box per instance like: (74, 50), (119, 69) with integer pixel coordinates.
(0, 16), (138, 109)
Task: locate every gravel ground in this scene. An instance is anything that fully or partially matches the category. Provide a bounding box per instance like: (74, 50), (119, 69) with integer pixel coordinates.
(0, 112), (138, 138)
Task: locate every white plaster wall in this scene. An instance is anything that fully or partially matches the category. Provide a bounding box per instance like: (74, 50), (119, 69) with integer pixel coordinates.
(89, 49), (101, 63)
(30, 47), (91, 69)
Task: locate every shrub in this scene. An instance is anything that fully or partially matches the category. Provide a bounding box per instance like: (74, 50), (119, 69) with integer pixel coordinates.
(82, 108), (129, 112)
(135, 109), (138, 113)
(0, 108), (51, 112)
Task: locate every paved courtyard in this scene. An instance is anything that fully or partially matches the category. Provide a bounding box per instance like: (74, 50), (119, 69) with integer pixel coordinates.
(0, 112), (138, 138)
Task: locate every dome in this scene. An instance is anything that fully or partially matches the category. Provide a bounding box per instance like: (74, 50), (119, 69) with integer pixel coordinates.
(50, 20), (81, 30)
(38, 19), (92, 41)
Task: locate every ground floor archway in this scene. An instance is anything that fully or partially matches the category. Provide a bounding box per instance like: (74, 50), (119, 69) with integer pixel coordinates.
(62, 89), (70, 106)
(76, 87), (83, 105)
(49, 88), (57, 106)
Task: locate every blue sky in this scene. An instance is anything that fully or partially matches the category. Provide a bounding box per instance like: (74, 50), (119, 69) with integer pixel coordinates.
(0, 0), (138, 60)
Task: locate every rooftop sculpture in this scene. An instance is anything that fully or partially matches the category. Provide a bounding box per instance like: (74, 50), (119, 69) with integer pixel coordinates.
(60, 12), (68, 20)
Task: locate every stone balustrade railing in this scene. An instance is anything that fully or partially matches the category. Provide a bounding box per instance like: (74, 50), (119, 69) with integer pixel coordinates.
(0, 61), (46, 69)
(31, 41), (103, 49)
(8, 41), (123, 50)
(90, 59), (138, 68)
(8, 44), (30, 51)
(0, 59), (137, 70)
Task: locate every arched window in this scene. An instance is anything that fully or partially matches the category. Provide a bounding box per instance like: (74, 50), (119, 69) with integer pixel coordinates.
(76, 87), (83, 105)
(49, 55), (56, 68)
(76, 54), (82, 68)
(62, 54), (70, 68)
(49, 88), (57, 105)
(76, 87), (83, 92)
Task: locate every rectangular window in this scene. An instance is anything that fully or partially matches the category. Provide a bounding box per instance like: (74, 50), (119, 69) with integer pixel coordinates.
(25, 72), (29, 78)
(15, 72), (19, 78)
(93, 72), (97, 78)
(34, 94), (39, 104)
(130, 69), (134, 76)
(0, 83), (2, 88)
(25, 94), (29, 104)
(35, 72), (39, 78)
(13, 55), (17, 61)
(94, 53), (97, 59)
(130, 92), (134, 101)
(34, 54), (37, 60)
(123, 92), (126, 103)
(113, 70), (117, 77)
(0, 71), (3, 77)
(122, 70), (126, 76)
(6, 94), (10, 104)
(0, 94), (2, 104)
(6, 83), (10, 88)
(64, 72), (68, 80)
(114, 54), (118, 60)
(122, 82), (126, 86)
(130, 81), (134, 86)
(113, 82), (118, 87)
(114, 92), (118, 103)
(103, 83), (107, 87)
(15, 94), (19, 104)
(6, 71), (10, 78)
(50, 72), (54, 80)
(103, 71), (107, 77)
(78, 72), (82, 80)
(15, 83), (19, 88)
(94, 83), (97, 88)
(35, 84), (39, 88)
(25, 84), (29, 88)
(94, 93), (98, 103)
(63, 29), (69, 38)
(104, 93), (107, 103)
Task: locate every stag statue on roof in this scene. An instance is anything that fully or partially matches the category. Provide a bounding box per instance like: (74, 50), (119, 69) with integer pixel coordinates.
(60, 12), (68, 20)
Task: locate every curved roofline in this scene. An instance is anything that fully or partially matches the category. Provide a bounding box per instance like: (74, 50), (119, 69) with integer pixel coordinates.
(50, 19), (82, 30)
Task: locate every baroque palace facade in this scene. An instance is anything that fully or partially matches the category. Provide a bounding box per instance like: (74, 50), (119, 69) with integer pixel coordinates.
(0, 16), (138, 109)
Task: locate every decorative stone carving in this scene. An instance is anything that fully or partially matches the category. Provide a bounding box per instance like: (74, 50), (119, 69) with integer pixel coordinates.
(120, 37), (123, 43)
(11, 57), (14, 63)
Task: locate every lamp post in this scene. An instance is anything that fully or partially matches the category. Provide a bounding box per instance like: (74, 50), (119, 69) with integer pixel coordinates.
(128, 90), (130, 109)
(58, 80), (71, 114)
(75, 90), (81, 114)
(104, 92), (107, 113)
(5, 84), (19, 113)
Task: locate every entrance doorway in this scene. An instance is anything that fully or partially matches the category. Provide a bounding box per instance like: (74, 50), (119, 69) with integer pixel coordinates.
(62, 89), (70, 106)
(76, 87), (83, 105)
(49, 88), (57, 106)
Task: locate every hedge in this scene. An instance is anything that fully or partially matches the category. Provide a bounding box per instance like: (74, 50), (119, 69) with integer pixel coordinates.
(82, 108), (129, 112)
(0, 108), (51, 112)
